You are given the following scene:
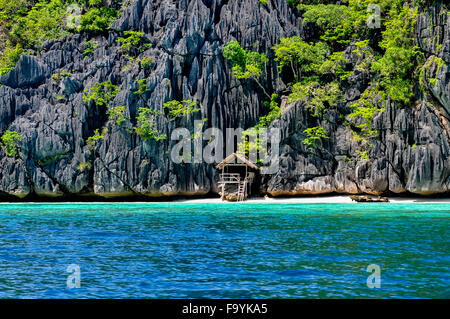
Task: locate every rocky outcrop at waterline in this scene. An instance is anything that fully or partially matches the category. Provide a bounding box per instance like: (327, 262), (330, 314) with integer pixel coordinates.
(0, 0), (449, 199)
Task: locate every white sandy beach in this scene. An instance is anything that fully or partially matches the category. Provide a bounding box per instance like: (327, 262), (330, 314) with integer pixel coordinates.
(174, 195), (450, 204)
(2, 195), (449, 204)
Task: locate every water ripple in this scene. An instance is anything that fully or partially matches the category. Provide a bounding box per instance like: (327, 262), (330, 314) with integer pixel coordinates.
(0, 203), (448, 298)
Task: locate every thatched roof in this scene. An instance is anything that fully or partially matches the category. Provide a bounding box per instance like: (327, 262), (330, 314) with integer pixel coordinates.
(216, 153), (259, 170)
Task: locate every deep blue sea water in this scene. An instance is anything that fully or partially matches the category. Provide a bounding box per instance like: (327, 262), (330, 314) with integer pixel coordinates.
(0, 202), (449, 298)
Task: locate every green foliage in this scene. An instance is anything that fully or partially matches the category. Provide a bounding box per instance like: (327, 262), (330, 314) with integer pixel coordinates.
(35, 152), (69, 166)
(372, 43), (419, 80)
(294, 1), (367, 45)
(77, 161), (92, 172)
(9, 0), (68, 48)
(0, 0), (121, 74)
(258, 94), (282, 128)
(223, 40), (269, 80)
(237, 126), (268, 160)
(117, 31), (151, 57)
(348, 87), (384, 140)
(302, 126), (329, 150)
(83, 40), (99, 59)
(352, 40), (369, 55)
(51, 69), (71, 82)
(370, 6), (421, 105)
(56, 94), (66, 101)
(292, 0), (407, 47)
(428, 77), (437, 86)
(67, 1), (120, 33)
(277, 0), (422, 151)
(287, 0), (340, 6)
(133, 79), (150, 95)
(318, 51), (351, 80)
(223, 40), (247, 73)
(280, 0), (422, 152)
(288, 80), (315, 104)
(86, 127), (106, 150)
(289, 81), (341, 116)
(419, 55), (445, 91)
(299, 3), (350, 30)
(223, 40), (270, 97)
(355, 149), (369, 160)
(0, 130), (23, 158)
(139, 57), (154, 69)
(117, 31), (143, 50)
(0, 0), (33, 24)
(237, 94), (281, 157)
(163, 100), (201, 121)
(135, 107), (166, 141)
(78, 6), (119, 32)
(107, 105), (127, 126)
(83, 81), (120, 107)
(272, 36), (327, 81)
(0, 42), (24, 75)
(259, 0), (268, 4)
(308, 82), (341, 116)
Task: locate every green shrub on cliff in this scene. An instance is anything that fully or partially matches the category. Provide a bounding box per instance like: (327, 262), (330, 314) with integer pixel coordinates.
(282, 0), (423, 150)
(237, 94), (281, 158)
(163, 100), (200, 121)
(288, 0), (411, 49)
(135, 107), (166, 141)
(258, 94), (282, 128)
(371, 5), (422, 105)
(0, 42), (23, 75)
(83, 40), (99, 59)
(7, 0), (68, 47)
(117, 31), (151, 58)
(86, 127), (107, 150)
(0, 130), (23, 158)
(289, 81), (342, 117)
(78, 6), (119, 32)
(0, 0), (122, 74)
(76, 161), (92, 172)
(107, 105), (127, 126)
(133, 79), (150, 95)
(302, 126), (329, 151)
(355, 149), (369, 160)
(35, 152), (69, 166)
(348, 87), (384, 140)
(299, 3), (351, 32)
(83, 81), (120, 107)
(139, 57), (154, 69)
(273, 37), (327, 82)
(318, 51), (351, 80)
(223, 40), (270, 97)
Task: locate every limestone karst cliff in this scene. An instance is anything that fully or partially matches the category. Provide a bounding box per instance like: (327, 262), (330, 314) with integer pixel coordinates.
(0, 0), (449, 199)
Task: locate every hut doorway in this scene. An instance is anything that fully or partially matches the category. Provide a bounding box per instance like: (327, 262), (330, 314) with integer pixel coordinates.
(216, 153), (259, 201)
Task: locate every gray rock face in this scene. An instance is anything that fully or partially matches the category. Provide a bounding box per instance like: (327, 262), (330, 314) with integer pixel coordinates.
(0, 55), (48, 89)
(0, 0), (449, 199)
(263, 99), (450, 196)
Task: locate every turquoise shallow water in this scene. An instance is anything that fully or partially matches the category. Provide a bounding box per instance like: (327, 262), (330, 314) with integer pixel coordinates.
(0, 202), (449, 298)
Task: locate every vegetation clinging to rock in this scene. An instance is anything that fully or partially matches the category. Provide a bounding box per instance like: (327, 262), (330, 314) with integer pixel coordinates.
(0, 130), (23, 158)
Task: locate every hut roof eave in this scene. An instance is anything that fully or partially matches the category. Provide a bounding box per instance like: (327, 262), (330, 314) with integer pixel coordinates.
(216, 153), (259, 170)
